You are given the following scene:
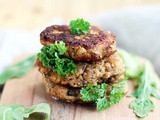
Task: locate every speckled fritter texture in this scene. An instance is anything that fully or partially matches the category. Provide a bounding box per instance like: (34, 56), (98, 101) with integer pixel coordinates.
(43, 78), (128, 103)
(43, 78), (83, 103)
(40, 25), (116, 61)
(35, 53), (125, 87)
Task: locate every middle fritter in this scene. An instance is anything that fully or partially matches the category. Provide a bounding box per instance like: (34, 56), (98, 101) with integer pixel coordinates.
(40, 25), (116, 61)
(35, 53), (125, 87)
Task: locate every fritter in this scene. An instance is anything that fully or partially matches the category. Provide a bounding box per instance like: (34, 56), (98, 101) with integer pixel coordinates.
(40, 25), (116, 61)
(43, 77), (82, 103)
(35, 53), (125, 87)
(43, 77), (128, 103)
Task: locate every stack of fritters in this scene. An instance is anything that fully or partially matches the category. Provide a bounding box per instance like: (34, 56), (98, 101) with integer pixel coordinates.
(35, 25), (125, 103)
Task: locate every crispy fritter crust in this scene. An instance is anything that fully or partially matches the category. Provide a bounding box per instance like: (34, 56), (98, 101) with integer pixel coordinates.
(43, 78), (83, 103)
(35, 53), (125, 87)
(40, 25), (116, 61)
(43, 77), (128, 103)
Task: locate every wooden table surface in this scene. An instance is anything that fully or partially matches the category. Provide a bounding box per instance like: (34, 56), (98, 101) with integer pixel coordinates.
(0, 55), (160, 120)
(0, 0), (160, 30)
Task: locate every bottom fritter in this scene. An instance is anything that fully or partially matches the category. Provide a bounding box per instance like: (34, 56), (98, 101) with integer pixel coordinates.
(42, 77), (128, 103)
(43, 77), (83, 103)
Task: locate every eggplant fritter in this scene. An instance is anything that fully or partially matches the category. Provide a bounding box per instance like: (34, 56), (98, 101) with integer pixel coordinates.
(35, 54), (125, 87)
(43, 77), (128, 103)
(40, 25), (116, 61)
(43, 78), (82, 103)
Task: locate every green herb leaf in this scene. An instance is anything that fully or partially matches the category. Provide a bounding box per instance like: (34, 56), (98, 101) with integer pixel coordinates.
(70, 18), (90, 34)
(117, 48), (142, 78)
(118, 49), (160, 117)
(0, 55), (36, 85)
(130, 98), (154, 117)
(0, 103), (51, 120)
(80, 79), (126, 111)
(38, 41), (77, 76)
(96, 97), (109, 111)
(54, 58), (77, 76)
(23, 103), (50, 120)
(80, 85), (100, 102)
(0, 104), (24, 120)
(129, 62), (160, 117)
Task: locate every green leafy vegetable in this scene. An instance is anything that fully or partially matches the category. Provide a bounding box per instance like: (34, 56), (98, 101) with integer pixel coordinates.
(0, 104), (24, 120)
(0, 55), (36, 85)
(23, 103), (50, 120)
(117, 48), (142, 78)
(0, 103), (50, 120)
(130, 98), (154, 117)
(129, 62), (160, 117)
(80, 79), (126, 111)
(118, 49), (160, 117)
(70, 18), (90, 34)
(1, 44), (159, 118)
(38, 41), (77, 76)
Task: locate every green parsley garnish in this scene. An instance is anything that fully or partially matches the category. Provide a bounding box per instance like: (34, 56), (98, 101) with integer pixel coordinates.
(80, 79), (126, 111)
(38, 41), (77, 76)
(70, 18), (90, 34)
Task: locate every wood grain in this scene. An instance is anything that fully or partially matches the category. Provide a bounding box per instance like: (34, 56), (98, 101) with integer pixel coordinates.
(0, 55), (160, 120)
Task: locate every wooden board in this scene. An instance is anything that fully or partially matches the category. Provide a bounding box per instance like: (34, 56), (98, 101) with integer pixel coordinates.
(0, 55), (160, 120)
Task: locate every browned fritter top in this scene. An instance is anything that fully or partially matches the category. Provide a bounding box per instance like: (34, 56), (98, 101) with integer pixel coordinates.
(40, 25), (115, 50)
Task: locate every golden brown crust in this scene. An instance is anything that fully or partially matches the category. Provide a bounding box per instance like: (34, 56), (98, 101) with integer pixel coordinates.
(42, 77), (84, 103)
(35, 53), (125, 87)
(42, 77), (128, 103)
(40, 25), (116, 61)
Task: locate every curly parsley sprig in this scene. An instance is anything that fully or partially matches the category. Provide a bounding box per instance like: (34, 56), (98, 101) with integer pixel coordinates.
(80, 79), (127, 111)
(70, 18), (90, 34)
(38, 41), (77, 76)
